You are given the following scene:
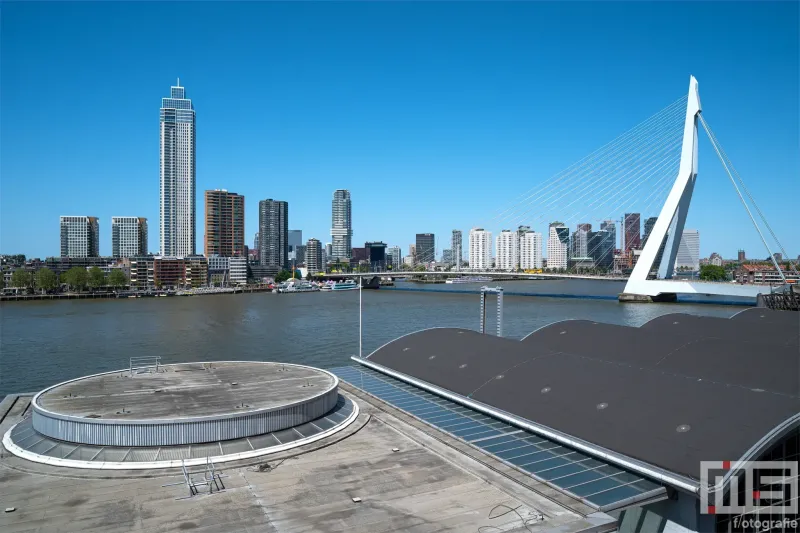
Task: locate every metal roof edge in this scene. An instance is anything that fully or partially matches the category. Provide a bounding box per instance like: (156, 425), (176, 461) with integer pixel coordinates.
(351, 356), (700, 495)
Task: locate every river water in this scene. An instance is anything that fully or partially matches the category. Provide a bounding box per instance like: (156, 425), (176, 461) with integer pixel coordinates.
(0, 279), (744, 396)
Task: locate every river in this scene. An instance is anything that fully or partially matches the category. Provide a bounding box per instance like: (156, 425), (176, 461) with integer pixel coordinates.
(0, 279), (744, 396)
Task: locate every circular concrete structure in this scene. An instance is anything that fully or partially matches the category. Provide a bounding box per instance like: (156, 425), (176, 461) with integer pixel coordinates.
(31, 361), (339, 447)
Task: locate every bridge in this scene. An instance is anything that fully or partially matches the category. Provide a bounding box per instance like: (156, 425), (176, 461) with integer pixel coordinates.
(322, 271), (626, 282)
(345, 76), (793, 302)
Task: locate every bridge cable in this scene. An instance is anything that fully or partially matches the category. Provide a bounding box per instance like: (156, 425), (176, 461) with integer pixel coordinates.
(700, 118), (798, 276)
(698, 115), (788, 284)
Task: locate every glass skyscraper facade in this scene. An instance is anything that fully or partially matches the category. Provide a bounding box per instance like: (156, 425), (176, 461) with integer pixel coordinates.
(160, 80), (196, 256)
(259, 199), (289, 270)
(331, 190), (352, 260)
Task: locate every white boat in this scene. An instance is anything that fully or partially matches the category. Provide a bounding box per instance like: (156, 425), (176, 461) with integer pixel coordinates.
(320, 281), (335, 292)
(445, 276), (493, 284)
(276, 280), (319, 293)
(331, 279), (359, 291)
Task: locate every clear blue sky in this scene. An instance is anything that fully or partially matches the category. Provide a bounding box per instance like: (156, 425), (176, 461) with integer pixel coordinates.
(2, 2), (797, 260)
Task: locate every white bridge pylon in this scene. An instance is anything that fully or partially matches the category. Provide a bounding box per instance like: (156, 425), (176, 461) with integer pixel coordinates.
(622, 76), (767, 301)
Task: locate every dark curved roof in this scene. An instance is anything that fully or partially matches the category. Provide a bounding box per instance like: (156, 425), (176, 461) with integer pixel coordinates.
(366, 308), (800, 480)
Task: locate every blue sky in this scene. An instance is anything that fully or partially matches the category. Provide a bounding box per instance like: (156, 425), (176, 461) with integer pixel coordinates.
(2, 2), (797, 260)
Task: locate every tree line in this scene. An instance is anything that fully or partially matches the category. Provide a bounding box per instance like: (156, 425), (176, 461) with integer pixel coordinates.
(3, 267), (128, 292)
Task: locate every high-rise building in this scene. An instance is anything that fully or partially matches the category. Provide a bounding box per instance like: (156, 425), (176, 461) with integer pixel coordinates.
(160, 80), (196, 256)
(351, 247), (367, 262)
(325, 243), (333, 259)
(469, 228), (492, 270)
(642, 217), (658, 247)
(409, 244), (416, 260)
(587, 230), (614, 270)
(442, 249), (454, 265)
(288, 230), (303, 261)
(571, 225), (590, 258)
(496, 230), (518, 271)
(365, 242), (387, 270)
(451, 230), (463, 270)
(738, 249), (746, 262)
(600, 220), (617, 250)
(60, 216), (100, 258)
(295, 245), (307, 265)
(331, 190), (352, 260)
(306, 238), (323, 274)
(253, 233), (259, 251)
(624, 213), (641, 252)
(258, 199), (288, 270)
(547, 222), (569, 270)
(674, 229), (700, 270)
(519, 231), (543, 270)
(203, 190), (244, 257)
(387, 246), (402, 270)
(112, 217), (148, 258)
(415, 234), (435, 264)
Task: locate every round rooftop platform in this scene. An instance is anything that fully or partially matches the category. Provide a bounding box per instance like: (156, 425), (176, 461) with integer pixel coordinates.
(31, 362), (339, 447)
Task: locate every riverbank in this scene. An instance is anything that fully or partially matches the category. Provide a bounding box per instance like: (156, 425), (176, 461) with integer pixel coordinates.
(0, 285), (274, 302)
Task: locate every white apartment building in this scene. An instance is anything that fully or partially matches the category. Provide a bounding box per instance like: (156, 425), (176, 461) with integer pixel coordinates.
(520, 231), (543, 270)
(208, 255), (247, 285)
(675, 229), (700, 270)
(112, 217), (148, 258)
(469, 228), (492, 270)
(547, 223), (569, 270)
(495, 230), (518, 271)
(60, 216), (100, 258)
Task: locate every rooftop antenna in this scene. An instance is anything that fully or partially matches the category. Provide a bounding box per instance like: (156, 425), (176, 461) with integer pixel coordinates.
(177, 77), (180, 87)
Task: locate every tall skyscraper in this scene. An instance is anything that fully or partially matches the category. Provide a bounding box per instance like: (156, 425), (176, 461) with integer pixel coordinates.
(519, 231), (543, 270)
(325, 242), (333, 260)
(365, 242), (387, 270)
(624, 213), (641, 252)
(253, 233), (259, 250)
(112, 217), (148, 258)
(600, 220), (617, 250)
(60, 216), (99, 258)
(204, 190), (245, 257)
(738, 249), (746, 262)
(387, 246), (402, 270)
(587, 230), (614, 270)
(288, 230), (303, 261)
(469, 228), (492, 270)
(642, 217), (658, 248)
(547, 222), (569, 270)
(306, 238), (323, 274)
(496, 230), (518, 271)
(258, 199), (288, 270)
(415, 233), (435, 264)
(331, 190), (352, 260)
(571, 225), (590, 258)
(451, 230), (463, 270)
(674, 229), (700, 270)
(160, 79), (196, 256)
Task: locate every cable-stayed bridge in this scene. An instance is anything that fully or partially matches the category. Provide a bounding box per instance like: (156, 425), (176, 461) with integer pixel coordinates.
(346, 76), (794, 302)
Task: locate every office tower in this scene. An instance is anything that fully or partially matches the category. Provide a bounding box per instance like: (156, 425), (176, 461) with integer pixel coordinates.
(258, 199), (288, 270)
(295, 245), (307, 265)
(409, 244), (416, 260)
(674, 229), (700, 270)
(496, 230), (518, 271)
(623, 213), (641, 252)
(204, 190), (245, 257)
(451, 230), (463, 270)
(415, 234), (435, 264)
(325, 243), (332, 259)
(642, 217), (658, 247)
(60, 216), (100, 258)
(571, 225), (590, 258)
(469, 228), (492, 270)
(520, 231), (543, 270)
(160, 79), (196, 256)
(600, 220), (617, 250)
(331, 190), (352, 260)
(253, 233), (259, 251)
(442, 249), (454, 265)
(306, 238), (323, 274)
(587, 230), (614, 270)
(288, 230), (303, 261)
(112, 217), (148, 258)
(387, 246), (402, 270)
(351, 247), (367, 262)
(547, 222), (569, 270)
(365, 242), (387, 270)
(738, 249), (746, 262)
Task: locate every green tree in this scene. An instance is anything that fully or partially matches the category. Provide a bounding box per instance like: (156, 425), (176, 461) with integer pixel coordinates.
(11, 268), (33, 289)
(63, 267), (89, 291)
(88, 266), (107, 289)
(275, 269), (291, 283)
(108, 269), (128, 289)
(35, 268), (58, 293)
(699, 264), (727, 282)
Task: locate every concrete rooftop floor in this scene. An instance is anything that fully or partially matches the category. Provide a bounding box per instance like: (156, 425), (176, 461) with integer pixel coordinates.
(1, 385), (616, 533)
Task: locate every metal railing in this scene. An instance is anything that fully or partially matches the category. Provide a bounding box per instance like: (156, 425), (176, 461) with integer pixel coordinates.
(129, 356), (161, 377)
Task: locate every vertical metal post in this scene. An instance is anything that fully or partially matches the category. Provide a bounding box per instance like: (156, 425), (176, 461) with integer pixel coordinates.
(358, 276), (363, 358)
(496, 288), (503, 337)
(480, 291), (486, 334)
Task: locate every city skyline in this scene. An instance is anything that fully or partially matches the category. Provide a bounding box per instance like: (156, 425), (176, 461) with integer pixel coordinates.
(2, 2), (798, 259)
